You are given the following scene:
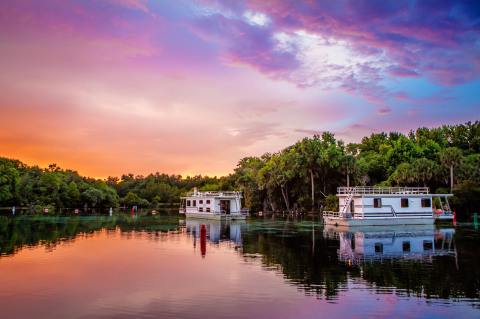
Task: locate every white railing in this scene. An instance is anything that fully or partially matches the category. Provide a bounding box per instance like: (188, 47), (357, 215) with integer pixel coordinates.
(323, 211), (342, 218)
(337, 186), (429, 195)
(183, 191), (243, 198)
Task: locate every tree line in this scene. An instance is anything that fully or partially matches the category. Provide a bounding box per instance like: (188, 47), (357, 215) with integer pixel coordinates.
(1, 121), (479, 218)
(231, 121), (480, 219)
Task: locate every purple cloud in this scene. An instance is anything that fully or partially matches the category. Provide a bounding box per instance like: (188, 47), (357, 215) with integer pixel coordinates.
(195, 0), (479, 97)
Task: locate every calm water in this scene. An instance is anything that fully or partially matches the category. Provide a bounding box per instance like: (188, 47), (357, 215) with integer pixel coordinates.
(0, 214), (479, 319)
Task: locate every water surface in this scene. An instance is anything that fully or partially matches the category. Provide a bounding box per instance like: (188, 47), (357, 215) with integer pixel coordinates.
(0, 215), (478, 318)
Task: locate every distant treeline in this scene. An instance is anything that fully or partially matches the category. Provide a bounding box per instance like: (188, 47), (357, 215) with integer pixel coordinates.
(1, 121), (479, 218)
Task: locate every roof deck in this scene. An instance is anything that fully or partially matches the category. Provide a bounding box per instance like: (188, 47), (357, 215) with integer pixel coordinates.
(337, 186), (430, 195)
(183, 191), (242, 198)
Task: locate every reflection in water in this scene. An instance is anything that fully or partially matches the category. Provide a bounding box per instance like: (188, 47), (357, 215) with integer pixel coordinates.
(325, 225), (456, 264)
(0, 215), (479, 318)
(185, 219), (245, 257)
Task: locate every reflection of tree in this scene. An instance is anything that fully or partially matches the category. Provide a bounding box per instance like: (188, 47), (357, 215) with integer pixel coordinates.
(351, 228), (480, 300)
(1, 216), (478, 301)
(0, 214), (180, 256)
(241, 220), (356, 298)
(240, 220), (479, 301)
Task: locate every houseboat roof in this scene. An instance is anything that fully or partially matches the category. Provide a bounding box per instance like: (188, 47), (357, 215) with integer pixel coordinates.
(338, 186), (430, 195)
(181, 191), (242, 199)
(337, 186), (452, 197)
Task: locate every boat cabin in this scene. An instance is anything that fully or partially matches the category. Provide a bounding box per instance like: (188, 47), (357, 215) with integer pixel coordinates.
(180, 188), (247, 220)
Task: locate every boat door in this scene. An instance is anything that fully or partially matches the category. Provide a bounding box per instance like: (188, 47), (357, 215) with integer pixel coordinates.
(220, 200), (231, 214)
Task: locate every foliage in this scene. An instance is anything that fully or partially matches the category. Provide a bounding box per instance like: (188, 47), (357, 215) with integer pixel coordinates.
(1, 121), (479, 218)
(232, 121), (480, 217)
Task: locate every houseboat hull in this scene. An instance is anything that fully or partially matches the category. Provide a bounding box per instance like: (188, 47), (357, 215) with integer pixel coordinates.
(185, 212), (247, 220)
(434, 214), (454, 223)
(323, 216), (434, 229)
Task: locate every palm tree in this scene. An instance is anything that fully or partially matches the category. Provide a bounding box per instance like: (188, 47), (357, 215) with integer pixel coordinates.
(439, 147), (463, 192)
(343, 154), (356, 187)
(411, 158), (437, 187)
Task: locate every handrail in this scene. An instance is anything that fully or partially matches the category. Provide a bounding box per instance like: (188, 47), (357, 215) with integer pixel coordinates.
(183, 191), (243, 197)
(337, 186), (429, 195)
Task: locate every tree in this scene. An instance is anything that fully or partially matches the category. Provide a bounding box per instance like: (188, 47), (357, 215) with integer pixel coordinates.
(390, 163), (413, 186)
(296, 136), (322, 209)
(121, 191), (143, 207)
(410, 158), (438, 187)
(0, 159), (19, 205)
(82, 188), (105, 208)
(439, 147), (463, 192)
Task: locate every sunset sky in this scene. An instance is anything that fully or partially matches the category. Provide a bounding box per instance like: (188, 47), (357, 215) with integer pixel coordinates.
(1, 0), (479, 178)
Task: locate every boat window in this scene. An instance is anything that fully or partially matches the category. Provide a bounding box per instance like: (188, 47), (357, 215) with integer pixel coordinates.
(350, 200), (355, 213)
(206, 207), (210, 212)
(401, 198), (409, 208)
(402, 241), (411, 252)
(421, 198), (431, 208)
(374, 243), (383, 253)
(199, 200), (203, 204)
(199, 207), (203, 212)
(373, 198), (382, 208)
(186, 200), (191, 207)
(192, 200), (196, 207)
(206, 200), (210, 204)
(423, 240), (433, 250)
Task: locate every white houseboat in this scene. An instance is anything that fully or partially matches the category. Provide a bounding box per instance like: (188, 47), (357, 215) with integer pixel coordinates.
(179, 188), (248, 220)
(323, 186), (453, 228)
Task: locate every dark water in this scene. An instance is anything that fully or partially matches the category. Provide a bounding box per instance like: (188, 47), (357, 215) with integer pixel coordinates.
(0, 214), (478, 319)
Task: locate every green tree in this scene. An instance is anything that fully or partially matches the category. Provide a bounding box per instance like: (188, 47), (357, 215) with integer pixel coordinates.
(439, 147), (463, 192)
(82, 188), (105, 208)
(0, 159), (20, 205)
(410, 158), (438, 187)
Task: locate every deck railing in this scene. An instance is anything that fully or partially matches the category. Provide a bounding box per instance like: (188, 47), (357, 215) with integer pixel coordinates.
(183, 191), (243, 197)
(323, 211), (343, 218)
(337, 186), (429, 195)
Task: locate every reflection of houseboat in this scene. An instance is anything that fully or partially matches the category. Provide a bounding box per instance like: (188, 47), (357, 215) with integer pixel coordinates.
(324, 225), (456, 264)
(323, 187), (453, 228)
(186, 219), (245, 257)
(180, 188), (248, 220)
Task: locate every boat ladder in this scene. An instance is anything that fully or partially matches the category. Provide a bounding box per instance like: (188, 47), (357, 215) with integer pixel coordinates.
(341, 191), (354, 216)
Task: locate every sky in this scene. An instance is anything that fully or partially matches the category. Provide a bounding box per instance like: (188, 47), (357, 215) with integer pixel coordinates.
(0, 0), (479, 178)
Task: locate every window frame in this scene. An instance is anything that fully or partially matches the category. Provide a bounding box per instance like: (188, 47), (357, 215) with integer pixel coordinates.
(421, 198), (431, 208)
(373, 198), (382, 208)
(401, 198), (409, 208)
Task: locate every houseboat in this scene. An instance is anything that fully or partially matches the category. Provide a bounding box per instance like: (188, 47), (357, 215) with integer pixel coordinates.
(179, 188), (248, 220)
(323, 186), (453, 228)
